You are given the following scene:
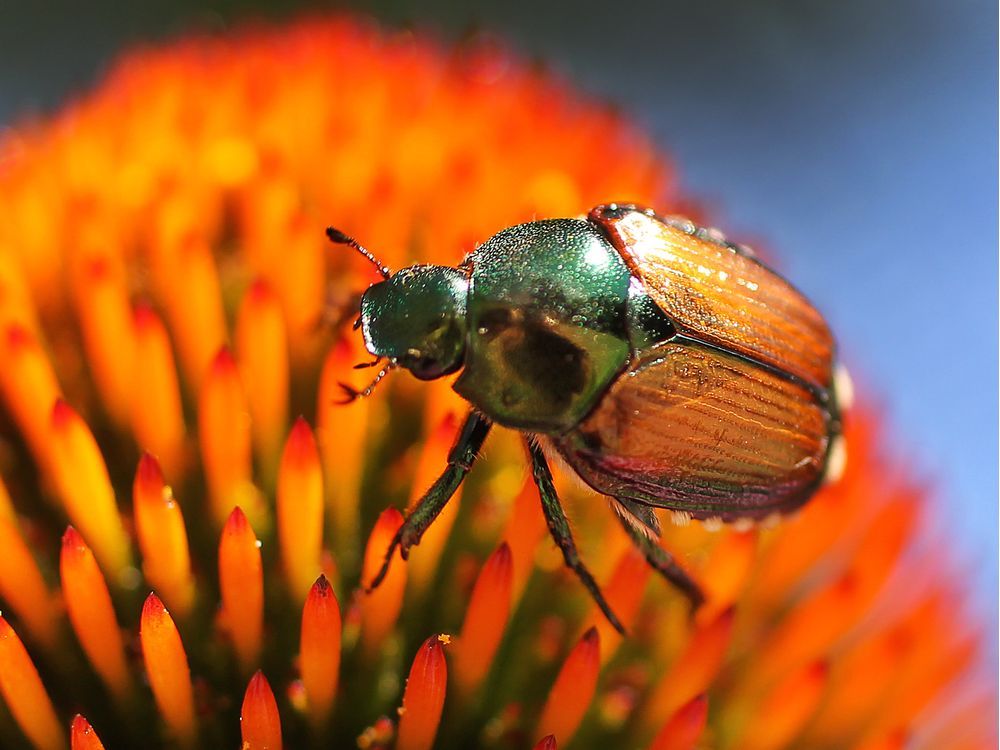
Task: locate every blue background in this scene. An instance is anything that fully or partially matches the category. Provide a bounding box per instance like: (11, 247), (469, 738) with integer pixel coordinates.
(1, 0), (996, 624)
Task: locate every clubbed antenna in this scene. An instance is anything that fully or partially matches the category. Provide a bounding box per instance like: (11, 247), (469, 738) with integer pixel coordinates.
(325, 226), (392, 280)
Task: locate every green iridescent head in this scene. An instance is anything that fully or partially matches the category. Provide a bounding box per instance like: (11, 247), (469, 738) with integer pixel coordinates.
(360, 264), (470, 380)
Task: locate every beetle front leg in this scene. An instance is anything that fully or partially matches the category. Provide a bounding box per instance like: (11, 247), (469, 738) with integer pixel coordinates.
(366, 410), (492, 592)
(612, 502), (705, 609)
(527, 438), (626, 636)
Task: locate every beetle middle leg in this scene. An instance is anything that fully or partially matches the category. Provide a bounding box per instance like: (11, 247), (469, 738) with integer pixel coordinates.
(527, 438), (626, 635)
(612, 499), (705, 609)
(366, 410), (492, 591)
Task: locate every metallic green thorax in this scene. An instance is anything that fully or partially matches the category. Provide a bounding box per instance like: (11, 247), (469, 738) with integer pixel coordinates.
(360, 265), (469, 380)
(454, 219), (632, 433)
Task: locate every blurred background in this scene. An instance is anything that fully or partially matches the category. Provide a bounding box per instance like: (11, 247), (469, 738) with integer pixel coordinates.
(1, 0), (996, 625)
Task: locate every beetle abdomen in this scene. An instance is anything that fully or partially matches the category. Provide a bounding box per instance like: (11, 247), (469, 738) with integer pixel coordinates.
(556, 340), (833, 520)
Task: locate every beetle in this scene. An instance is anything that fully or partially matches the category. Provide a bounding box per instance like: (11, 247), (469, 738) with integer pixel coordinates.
(327, 203), (845, 633)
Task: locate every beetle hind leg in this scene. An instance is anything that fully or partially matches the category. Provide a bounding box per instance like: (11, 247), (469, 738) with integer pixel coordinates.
(527, 438), (626, 636)
(613, 499), (705, 610)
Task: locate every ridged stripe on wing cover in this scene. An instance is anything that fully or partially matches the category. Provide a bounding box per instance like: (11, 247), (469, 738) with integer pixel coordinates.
(593, 207), (835, 391)
(558, 342), (830, 520)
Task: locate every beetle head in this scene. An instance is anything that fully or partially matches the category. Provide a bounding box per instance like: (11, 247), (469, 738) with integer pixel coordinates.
(360, 264), (469, 380)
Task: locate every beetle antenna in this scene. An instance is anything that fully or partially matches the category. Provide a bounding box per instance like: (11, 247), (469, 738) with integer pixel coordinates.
(335, 363), (393, 404)
(326, 226), (392, 280)
(353, 356), (382, 370)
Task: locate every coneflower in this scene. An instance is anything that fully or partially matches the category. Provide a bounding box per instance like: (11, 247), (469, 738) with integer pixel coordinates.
(0, 15), (992, 750)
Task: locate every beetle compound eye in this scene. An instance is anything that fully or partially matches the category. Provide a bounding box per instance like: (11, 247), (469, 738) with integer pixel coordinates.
(409, 357), (440, 379)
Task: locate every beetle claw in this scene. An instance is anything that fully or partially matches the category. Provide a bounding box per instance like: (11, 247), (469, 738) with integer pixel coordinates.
(364, 557), (392, 594)
(365, 554), (393, 593)
(365, 526), (404, 593)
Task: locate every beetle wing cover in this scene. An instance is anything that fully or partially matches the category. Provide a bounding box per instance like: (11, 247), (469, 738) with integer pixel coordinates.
(558, 342), (832, 521)
(592, 206), (835, 390)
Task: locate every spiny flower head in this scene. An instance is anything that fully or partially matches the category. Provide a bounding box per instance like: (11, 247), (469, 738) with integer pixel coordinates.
(0, 14), (993, 750)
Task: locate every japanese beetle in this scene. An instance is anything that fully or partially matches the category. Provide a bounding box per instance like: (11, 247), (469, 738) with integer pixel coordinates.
(327, 204), (845, 633)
